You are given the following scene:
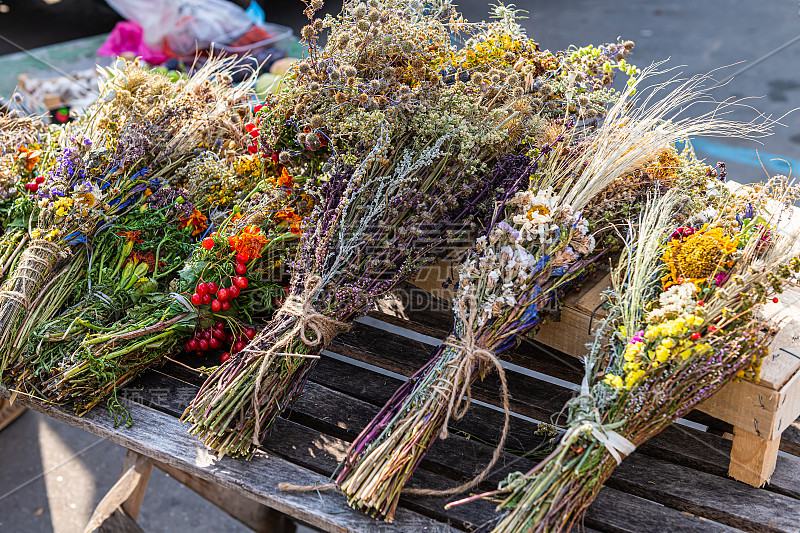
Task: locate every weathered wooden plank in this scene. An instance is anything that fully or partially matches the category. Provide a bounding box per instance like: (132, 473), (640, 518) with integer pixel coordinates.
(610, 453), (800, 533)
(129, 362), (764, 533)
(119, 450), (153, 521)
(2, 388), (458, 533)
(586, 487), (739, 533)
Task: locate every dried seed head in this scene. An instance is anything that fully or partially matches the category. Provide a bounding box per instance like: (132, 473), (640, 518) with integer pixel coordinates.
(400, 40), (413, 53)
(309, 81), (321, 91)
(310, 114), (324, 128)
(335, 91), (347, 104)
(301, 25), (315, 40)
(367, 8), (380, 22)
(512, 87), (524, 98)
(381, 66), (395, 80)
(623, 40), (635, 50)
(369, 79), (381, 92)
(578, 95), (590, 106)
(352, 3), (367, 18)
(297, 62), (311, 75)
(470, 71), (483, 85)
(357, 19), (370, 31)
(313, 18), (324, 31)
(278, 151), (290, 163)
(337, 34), (350, 48)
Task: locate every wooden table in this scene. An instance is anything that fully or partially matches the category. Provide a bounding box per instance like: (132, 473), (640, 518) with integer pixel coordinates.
(6, 284), (800, 533)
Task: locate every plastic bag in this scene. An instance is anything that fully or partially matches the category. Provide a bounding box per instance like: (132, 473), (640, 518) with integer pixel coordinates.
(105, 0), (253, 57)
(97, 21), (168, 64)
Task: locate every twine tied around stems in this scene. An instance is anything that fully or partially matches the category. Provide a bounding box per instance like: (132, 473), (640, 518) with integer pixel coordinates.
(562, 374), (636, 464)
(250, 274), (350, 446)
(405, 293), (510, 497)
(0, 239), (64, 310)
(280, 294), (511, 499)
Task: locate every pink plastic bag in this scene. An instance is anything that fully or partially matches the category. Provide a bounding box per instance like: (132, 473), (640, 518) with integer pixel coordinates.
(97, 21), (168, 65)
(105, 0), (253, 58)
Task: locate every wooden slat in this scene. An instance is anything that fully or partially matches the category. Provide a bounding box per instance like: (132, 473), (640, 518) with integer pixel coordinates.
(611, 453), (800, 533)
(1, 388), (457, 533)
(129, 364), (748, 533)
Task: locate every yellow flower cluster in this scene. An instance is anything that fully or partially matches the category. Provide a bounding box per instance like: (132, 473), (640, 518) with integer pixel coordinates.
(605, 312), (712, 390)
(662, 225), (738, 288)
(53, 197), (74, 218)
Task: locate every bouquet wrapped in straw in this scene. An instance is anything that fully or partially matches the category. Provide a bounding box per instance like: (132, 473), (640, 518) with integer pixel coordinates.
(448, 178), (800, 533)
(331, 60), (772, 518)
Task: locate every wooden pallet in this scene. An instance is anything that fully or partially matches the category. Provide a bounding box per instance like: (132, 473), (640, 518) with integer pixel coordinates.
(6, 284), (800, 532)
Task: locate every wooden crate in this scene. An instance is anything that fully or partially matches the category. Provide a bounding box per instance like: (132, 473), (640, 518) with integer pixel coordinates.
(411, 265), (800, 488)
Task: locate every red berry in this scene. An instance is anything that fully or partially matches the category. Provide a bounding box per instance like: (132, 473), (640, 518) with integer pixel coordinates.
(201, 293), (212, 305)
(214, 321), (225, 330)
(221, 300), (231, 311)
(236, 253), (248, 264)
(254, 104), (264, 113)
(198, 339), (209, 351)
(247, 144), (257, 154)
(773, 297), (779, 303)
(190, 293), (202, 306)
(228, 285), (240, 299)
(184, 340), (194, 352)
(691, 332), (701, 341)
(25, 182), (38, 192)
(709, 325), (717, 332)
(696, 300), (704, 307)
(225, 333), (234, 344)
(244, 122), (255, 132)
(35, 175), (45, 184)
(234, 276), (248, 289)
(211, 299), (222, 312)
(234, 340), (246, 352)
(217, 288), (229, 301)
(235, 262), (247, 275)
(220, 352), (231, 363)
(206, 282), (218, 294)
(209, 337), (221, 349)
(196, 283), (208, 294)
(213, 328), (226, 340)
(249, 128), (260, 138)
(202, 237), (214, 250)
(202, 330), (212, 340)
(244, 327), (256, 340)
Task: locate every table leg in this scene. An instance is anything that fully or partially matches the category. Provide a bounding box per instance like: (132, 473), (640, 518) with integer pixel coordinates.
(728, 426), (780, 487)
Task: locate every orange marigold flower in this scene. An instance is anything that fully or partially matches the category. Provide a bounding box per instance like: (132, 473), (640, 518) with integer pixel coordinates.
(16, 146), (40, 173)
(275, 208), (302, 234)
(277, 167), (293, 189)
(178, 208), (208, 236)
(229, 225), (269, 261)
(116, 230), (143, 243)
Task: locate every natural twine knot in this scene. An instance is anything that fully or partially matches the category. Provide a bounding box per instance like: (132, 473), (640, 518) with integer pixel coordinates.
(250, 274), (350, 446)
(405, 293), (511, 498)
